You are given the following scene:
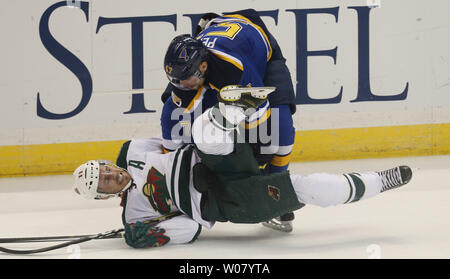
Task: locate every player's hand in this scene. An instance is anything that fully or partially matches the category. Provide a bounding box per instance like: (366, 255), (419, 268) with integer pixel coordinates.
(124, 222), (170, 248)
(194, 12), (220, 36)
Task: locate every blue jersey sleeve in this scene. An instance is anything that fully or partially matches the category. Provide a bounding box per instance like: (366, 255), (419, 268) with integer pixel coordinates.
(161, 98), (184, 151)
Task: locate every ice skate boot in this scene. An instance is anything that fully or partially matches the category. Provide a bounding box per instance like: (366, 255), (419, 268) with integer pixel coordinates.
(377, 165), (412, 192)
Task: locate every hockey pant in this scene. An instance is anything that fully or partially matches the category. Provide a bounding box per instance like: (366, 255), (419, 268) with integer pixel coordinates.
(192, 107), (385, 223)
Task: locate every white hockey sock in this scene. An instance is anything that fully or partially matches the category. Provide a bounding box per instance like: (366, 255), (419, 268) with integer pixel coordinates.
(290, 172), (383, 208)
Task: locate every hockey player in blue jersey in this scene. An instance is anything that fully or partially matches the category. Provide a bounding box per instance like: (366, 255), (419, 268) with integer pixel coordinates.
(160, 9), (297, 232)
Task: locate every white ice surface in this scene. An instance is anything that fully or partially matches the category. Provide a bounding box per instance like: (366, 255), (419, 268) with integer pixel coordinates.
(0, 155), (449, 259)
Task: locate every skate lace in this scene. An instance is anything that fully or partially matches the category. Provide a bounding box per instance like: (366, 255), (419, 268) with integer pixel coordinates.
(379, 167), (402, 191)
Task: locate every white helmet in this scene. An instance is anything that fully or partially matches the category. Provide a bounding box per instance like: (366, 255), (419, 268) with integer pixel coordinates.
(73, 160), (131, 200)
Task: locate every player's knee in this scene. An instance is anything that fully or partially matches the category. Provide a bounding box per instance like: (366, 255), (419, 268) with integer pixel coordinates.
(192, 110), (234, 155)
(299, 173), (348, 207)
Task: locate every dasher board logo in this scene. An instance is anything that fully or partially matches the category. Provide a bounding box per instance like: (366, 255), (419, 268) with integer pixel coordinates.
(268, 185), (280, 201)
(37, 3), (409, 120)
(143, 167), (173, 214)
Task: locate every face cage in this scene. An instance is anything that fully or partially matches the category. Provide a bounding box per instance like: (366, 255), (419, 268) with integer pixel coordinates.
(166, 69), (204, 91)
(93, 160), (131, 200)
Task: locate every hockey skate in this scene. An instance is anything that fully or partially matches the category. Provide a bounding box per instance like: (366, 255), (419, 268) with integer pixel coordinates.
(377, 165), (412, 192)
(218, 85), (276, 110)
(261, 212), (295, 233)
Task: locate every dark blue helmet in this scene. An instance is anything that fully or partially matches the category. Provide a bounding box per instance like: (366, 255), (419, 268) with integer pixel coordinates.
(163, 34), (209, 89)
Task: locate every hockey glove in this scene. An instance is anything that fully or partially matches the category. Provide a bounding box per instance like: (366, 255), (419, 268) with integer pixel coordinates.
(194, 12), (220, 36)
(124, 222), (170, 248)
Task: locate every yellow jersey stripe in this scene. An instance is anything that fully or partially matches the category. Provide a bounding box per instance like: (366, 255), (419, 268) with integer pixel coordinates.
(208, 82), (221, 92)
(209, 49), (244, 71)
(184, 86), (204, 113)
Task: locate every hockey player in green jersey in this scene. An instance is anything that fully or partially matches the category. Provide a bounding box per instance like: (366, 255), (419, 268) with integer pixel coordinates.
(73, 89), (412, 249)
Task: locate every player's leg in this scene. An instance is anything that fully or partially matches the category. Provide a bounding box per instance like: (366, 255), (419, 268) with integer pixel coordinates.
(192, 102), (246, 155)
(290, 166), (412, 207)
(193, 85), (281, 155)
(261, 105), (297, 232)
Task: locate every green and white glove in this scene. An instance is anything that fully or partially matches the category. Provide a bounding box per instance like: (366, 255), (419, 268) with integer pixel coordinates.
(124, 221), (170, 248)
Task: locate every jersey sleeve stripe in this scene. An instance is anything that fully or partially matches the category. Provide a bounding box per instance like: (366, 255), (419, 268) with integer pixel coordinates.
(209, 49), (244, 71)
(170, 148), (183, 210)
(208, 82), (220, 92)
(184, 86), (205, 113)
(177, 146), (194, 217)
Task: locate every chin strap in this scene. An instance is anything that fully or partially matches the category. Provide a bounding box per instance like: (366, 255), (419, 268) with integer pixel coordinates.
(116, 179), (133, 198)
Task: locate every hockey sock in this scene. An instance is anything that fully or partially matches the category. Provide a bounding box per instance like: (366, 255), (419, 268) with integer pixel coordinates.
(290, 172), (382, 208)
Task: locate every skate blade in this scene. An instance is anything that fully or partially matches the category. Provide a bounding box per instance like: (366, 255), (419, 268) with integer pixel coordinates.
(220, 86), (276, 101)
(261, 220), (293, 233)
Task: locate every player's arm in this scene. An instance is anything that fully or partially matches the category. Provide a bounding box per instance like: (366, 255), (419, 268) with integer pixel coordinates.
(124, 215), (202, 248)
(160, 98), (186, 153)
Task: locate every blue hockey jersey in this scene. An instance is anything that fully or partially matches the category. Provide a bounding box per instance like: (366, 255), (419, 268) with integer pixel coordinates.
(196, 13), (272, 90)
